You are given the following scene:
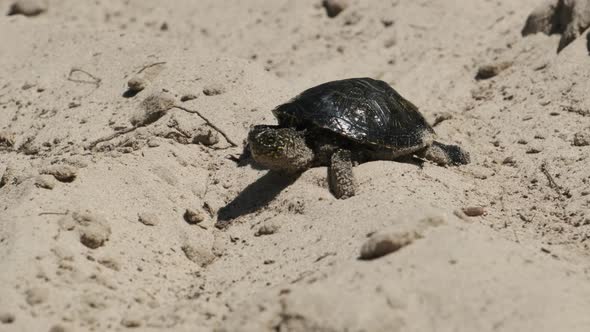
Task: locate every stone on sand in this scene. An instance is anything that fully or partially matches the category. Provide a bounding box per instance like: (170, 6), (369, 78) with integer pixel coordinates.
(131, 93), (175, 126)
(573, 131), (589, 146)
(323, 0), (348, 18)
(40, 165), (77, 183)
(71, 211), (112, 249)
(7, 0), (47, 16)
(138, 212), (160, 226)
(181, 243), (215, 267)
(360, 229), (422, 260)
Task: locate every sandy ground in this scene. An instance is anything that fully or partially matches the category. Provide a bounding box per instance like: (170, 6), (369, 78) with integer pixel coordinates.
(1, 0), (590, 331)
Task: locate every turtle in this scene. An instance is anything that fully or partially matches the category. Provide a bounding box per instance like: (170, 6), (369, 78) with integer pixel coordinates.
(247, 77), (470, 199)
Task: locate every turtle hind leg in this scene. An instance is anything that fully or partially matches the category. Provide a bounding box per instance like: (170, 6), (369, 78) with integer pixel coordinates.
(328, 149), (357, 199)
(421, 141), (470, 166)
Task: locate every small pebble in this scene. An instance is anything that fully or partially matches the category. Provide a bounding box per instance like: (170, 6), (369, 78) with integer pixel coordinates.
(121, 316), (142, 328)
(40, 165), (77, 183)
(138, 212), (159, 226)
(192, 127), (219, 146)
(49, 324), (69, 332)
(147, 138), (160, 147)
(25, 287), (48, 305)
(255, 224), (279, 236)
(360, 229), (421, 260)
(381, 18), (394, 27)
(0, 131), (15, 148)
(180, 94), (198, 102)
(181, 243), (215, 267)
(462, 206), (485, 217)
(34, 174), (56, 189)
(0, 312), (15, 324)
(127, 76), (147, 93)
(7, 0), (48, 16)
(573, 131), (590, 146)
(68, 101), (81, 108)
(322, 0), (349, 18)
(0, 167), (13, 188)
(184, 208), (206, 225)
(526, 145), (543, 154)
(202, 83), (226, 96)
(131, 93), (175, 126)
(502, 156), (516, 165)
(72, 211), (111, 249)
(475, 61), (512, 80)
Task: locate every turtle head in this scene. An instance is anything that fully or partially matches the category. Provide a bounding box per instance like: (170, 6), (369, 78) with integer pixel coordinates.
(248, 125), (314, 174)
(423, 141), (470, 166)
(444, 144), (470, 165)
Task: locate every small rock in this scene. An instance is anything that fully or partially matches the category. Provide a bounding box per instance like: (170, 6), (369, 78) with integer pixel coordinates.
(360, 229), (422, 260)
(127, 76), (147, 93)
(52, 246), (74, 261)
(131, 93), (175, 126)
(322, 0), (348, 18)
(72, 211), (111, 249)
(573, 131), (590, 146)
(68, 101), (81, 109)
(192, 127), (219, 146)
(7, 0), (48, 17)
(49, 324), (69, 332)
(180, 94), (198, 102)
(0, 131), (15, 149)
(502, 156), (516, 165)
(0, 312), (15, 324)
(381, 18), (394, 27)
(181, 244), (215, 267)
(121, 316), (142, 328)
(147, 138), (160, 147)
(184, 208), (206, 225)
(0, 166), (16, 188)
(202, 83), (226, 96)
(34, 174), (56, 189)
(138, 212), (159, 226)
(255, 224), (279, 236)
(40, 165), (77, 183)
(25, 287), (48, 305)
(475, 61), (512, 80)
(526, 145), (544, 154)
(462, 206), (485, 217)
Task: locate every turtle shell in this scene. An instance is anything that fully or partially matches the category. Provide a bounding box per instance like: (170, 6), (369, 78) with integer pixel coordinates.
(273, 77), (435, 149)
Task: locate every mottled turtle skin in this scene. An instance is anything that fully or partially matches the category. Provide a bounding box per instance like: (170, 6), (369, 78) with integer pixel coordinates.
(248, 77), (470, 199)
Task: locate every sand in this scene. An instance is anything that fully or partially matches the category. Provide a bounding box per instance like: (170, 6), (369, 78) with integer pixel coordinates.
(1, 0), (589, 331)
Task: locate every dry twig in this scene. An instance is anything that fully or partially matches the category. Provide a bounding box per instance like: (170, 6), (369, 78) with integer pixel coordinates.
(173, 105), (238, 147)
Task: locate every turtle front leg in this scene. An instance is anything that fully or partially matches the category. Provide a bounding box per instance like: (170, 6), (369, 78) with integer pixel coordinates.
(328, 149), (357, 199)
(421, 141), (470, 166)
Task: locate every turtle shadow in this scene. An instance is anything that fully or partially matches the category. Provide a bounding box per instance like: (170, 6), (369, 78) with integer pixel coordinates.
(216, 171), (300, 227)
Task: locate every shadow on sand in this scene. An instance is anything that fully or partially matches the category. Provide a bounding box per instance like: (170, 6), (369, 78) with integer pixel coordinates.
(216, 171), (300, 228)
